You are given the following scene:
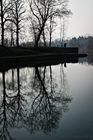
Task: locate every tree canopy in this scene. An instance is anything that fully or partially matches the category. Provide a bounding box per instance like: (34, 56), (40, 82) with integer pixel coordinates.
(0, 0), (72, 47)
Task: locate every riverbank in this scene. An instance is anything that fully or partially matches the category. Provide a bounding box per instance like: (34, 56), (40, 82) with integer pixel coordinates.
(0, 46), (87, 57)
(0, 47), (87, 63)
(0, 47), (88, 72)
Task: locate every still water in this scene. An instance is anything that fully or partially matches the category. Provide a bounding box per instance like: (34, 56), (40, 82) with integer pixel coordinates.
(0, 57), (93, 140)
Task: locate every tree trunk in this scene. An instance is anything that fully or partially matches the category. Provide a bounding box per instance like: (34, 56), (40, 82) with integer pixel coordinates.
(49, 17), (52, 47)
(35, 19), (47, 47)
(16, 22), (19, 47)
(43, 30), (46, 47)
(1, 0), (4, 47)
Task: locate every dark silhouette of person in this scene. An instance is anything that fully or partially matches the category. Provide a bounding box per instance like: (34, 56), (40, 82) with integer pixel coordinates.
(64, 43), (66, 48)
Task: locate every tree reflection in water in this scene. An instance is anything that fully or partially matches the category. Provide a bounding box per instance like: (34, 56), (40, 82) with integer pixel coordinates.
(0, 65), (72, 139)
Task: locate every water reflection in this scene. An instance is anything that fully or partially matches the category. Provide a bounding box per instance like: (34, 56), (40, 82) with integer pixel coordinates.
(0, 65), (72, 140)
(79, 55), (93, 65)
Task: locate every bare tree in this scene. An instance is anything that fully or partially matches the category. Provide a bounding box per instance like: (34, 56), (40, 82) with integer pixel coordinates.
(0, 0), (11, 47)
(10, 21), (15, 47)
(10, 0), (25, 47)
(60, 16), (67, 47)
(28, 0), (72, 47)
(48, 16), (56, 47)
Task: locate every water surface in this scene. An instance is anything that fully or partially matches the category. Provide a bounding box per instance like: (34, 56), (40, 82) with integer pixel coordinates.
(0, 58), (93, 140)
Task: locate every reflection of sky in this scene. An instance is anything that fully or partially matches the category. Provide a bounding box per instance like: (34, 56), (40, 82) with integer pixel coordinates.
(10, 63), (93, 140)
(59, 63), (93, 138)
(35, 63), (93, 140)
(3, 63), (93, 140)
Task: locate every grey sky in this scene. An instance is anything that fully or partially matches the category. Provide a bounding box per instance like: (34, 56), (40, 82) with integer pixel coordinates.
(67, 0), (93, 38)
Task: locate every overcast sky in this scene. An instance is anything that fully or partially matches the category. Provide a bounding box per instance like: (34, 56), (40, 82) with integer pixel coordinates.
(67, 0), (93, 38)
